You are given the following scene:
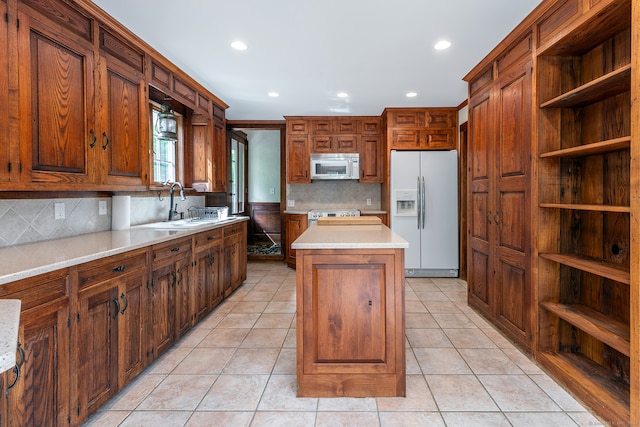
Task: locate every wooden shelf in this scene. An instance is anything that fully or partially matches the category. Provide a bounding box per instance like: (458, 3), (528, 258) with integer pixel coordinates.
(540, 64), (631, 109)
(538, 0), (631, 56)
(539, 137), (631, 159)
(537, 352), (630, 424)
(539, 253), (630, 285)
(539, 203), (630, 213)
(540, 302), (630, 356)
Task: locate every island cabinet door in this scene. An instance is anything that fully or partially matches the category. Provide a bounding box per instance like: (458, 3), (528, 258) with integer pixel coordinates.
(297, 250), (405, 397)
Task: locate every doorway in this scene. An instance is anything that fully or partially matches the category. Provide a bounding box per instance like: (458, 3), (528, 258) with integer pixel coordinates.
(227, 121), (286, 260)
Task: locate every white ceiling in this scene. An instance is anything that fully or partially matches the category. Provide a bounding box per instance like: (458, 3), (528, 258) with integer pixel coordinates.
(91, 0), (542, 121)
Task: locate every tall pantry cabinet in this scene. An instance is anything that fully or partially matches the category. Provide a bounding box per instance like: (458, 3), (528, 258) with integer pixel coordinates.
(465, 0), (639, 424)
(465, 33), (534, 352)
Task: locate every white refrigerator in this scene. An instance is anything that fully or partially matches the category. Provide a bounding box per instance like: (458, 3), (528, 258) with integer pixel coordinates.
(390, 150), (458, 277)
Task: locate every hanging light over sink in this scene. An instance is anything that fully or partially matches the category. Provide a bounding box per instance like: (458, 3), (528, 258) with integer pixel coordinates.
(155, 103), (178, 140)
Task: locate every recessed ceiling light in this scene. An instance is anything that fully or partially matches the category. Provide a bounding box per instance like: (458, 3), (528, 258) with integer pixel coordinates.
(231, 40), (248, 51)
(268, 92), (279, 98)
(434, 40), (451, 50)
(337, 92), (348, 98)
(406, 92), (418, 98)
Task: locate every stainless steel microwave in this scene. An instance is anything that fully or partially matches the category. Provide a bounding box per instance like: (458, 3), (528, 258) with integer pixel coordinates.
(310, 153), (360, 180)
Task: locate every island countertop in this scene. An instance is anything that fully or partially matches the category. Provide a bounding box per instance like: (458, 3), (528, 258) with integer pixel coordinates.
(292, 223), (408, 250)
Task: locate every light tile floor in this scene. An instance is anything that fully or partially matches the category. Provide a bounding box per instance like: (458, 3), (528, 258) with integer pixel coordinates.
(83, 261), (604, 427)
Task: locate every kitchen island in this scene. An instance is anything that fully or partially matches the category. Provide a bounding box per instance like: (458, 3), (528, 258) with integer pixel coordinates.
(292, 218), (408, 397)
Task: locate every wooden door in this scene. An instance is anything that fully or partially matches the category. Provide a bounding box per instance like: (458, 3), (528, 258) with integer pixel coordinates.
(17, 9), (96, 186)
(118, 273), (146, 386)
(360, 135), (382, 183)
(212, 106), (227, 192)
(148, 264), (175, 361)
(0, 0), (12, 183)
(190, 115), (213, 188)
(467, 86), (493, 317)
(287, 135), (310, 183)
(193, 247), (212, 322)
(493, 61), (532, 347)
(77, 285), (119, 418)
(285, 214), (308, 268)
(98, 59), (147, 188)
(174, 254), (193, 339)
(11, 304), (70, 427)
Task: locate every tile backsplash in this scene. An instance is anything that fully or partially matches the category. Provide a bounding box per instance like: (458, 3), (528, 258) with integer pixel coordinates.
(0, 195), (204, 248)
(286, 181), (381, 211)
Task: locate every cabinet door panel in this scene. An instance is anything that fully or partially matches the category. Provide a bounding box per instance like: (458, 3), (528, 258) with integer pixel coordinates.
(101, 65), (145, 186)
(19, 11), (96, 184)
(149, 264), (175, 360)
(0, 0), (11, 183)
(78, 286), (119, 417)
(119, 274), (145, 385)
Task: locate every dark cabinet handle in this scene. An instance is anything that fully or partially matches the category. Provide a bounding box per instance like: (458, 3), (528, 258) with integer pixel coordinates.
(208, 253), (214, 267)
(487, 210), (492, 225)
(176, 269), (183, 285)
(5, 343), (24, 398)
(171, 271), (177, 287)
(112, 297), (121, 319)
(494, 212), (499, 225)
(112, 265), (126, 273)
(171, 247), (180, 253)
(208, 236), (214, 241)
(120, 293), (128, 315)
(102, 132), (109, 150)
(89, 129), (97, 148)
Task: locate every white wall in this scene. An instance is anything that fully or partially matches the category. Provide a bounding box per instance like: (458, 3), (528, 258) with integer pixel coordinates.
(245, 130), (280, 203)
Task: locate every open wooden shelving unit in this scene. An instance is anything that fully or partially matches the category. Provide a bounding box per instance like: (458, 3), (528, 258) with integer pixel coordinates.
(535, 0), (634, 424)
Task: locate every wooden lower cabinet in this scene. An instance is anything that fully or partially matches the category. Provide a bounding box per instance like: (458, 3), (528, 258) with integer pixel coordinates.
(296, 249), (405, 397)
(222, 222), (247, 297)
(0, 222), (248, 425)
(0, 269), (71, 427)
(75, 249), (147, 422)
(285, 213), (308, 268)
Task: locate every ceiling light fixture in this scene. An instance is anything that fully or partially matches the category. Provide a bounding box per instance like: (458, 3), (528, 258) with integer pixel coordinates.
(231, 40), (248, 51)
(434, 40), (451, 50)
(406, 92), (418, 98)
(337, 92), (348, 98)
(268, 92), (279, 98)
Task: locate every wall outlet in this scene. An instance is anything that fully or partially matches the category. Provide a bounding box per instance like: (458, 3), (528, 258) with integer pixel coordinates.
(98, 200), (108, 215)
(54, 202), (65, 220)
(269, 187), (275, 195)
(366, 198), (372, 206)
(287, 199), (295, 207)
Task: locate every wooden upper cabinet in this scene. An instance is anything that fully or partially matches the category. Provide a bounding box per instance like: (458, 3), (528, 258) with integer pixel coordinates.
(287, 134), (310, 183)
(360, 134), (382, 183)
(0, 0), (13, 184)
(17, 6), (97, 187)
(384, 108), (457, 150)
(211, 105), (227, 192)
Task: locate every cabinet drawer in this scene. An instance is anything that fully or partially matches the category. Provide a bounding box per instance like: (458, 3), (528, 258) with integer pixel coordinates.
(194, 228), (223, 249)
(311, 136), (333, 152)
(336, 136), (359, 152)
(390, 129), (421, 148)
(425, 130), (456, 149)
(77, 249), (147, 289)
(287, 120), (308, 134)
(336, 119), (360, 134)
(424, 110), (455, 128)
(0, 269), (69, 312)
(152, 238), (192, 265)
(223, 223), (245, 238)
(361, 119), (382, 134)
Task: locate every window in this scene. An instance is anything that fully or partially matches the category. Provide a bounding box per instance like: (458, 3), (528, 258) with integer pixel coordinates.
(151, 104), (184, 185)
(230, 134), (246, 214)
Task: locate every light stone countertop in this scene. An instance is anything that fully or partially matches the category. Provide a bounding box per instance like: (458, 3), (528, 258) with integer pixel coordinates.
(0, 299), (21, 374)
(0, 217), (249, 286)
(291, 223), (408, 249)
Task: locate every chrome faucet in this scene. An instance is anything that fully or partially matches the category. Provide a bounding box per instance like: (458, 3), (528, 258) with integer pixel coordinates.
(164, 181), (186, 221)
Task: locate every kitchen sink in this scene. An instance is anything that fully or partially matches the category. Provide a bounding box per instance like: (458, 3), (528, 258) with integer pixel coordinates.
(137, 219), (226, 229)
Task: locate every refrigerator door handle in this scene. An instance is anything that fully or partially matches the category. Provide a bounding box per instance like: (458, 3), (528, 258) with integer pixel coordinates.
(416, 176), (422, 229)
(421, 176), (426, 229)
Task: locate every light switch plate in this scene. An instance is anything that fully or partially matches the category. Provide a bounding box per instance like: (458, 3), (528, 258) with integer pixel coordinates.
(99, 200), (108, 215)
(287, 199), (295, 207)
